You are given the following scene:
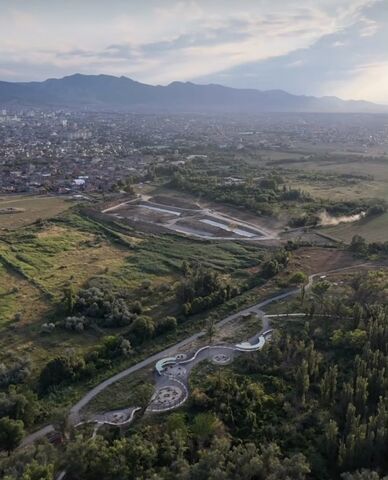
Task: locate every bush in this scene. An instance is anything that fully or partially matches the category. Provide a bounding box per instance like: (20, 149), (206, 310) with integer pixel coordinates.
(63, 316), (89, 332)
(130, 316), (155, 344)
(289, 271), (307, 285)
(156, 316), (177, 335)
(99, 336), (132, 359)
(0, 357), (31, 389)
(73, 287), (136, 328)
(39, 352), (86, 393)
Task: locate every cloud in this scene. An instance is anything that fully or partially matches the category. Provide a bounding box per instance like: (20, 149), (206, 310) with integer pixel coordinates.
(0, 0), (386, 102)
(332, 40), (347, 47)
(327, 61), (388, 103)
(287, 59), (305, 68)
(194, 0), (388, 101)
(359, 17), (380, 36)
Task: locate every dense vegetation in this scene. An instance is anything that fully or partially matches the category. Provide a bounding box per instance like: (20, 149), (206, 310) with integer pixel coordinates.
(169, 163), (384, 225)
(1, 267), (387, 479)
(350, 235), (388, 257)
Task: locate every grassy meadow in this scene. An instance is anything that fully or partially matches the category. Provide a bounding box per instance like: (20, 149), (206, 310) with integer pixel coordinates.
(323, 211), (388, 243)
(264, 154), (388, 242)
(0, 195), (72, 230)
(0, 208), (265, 371)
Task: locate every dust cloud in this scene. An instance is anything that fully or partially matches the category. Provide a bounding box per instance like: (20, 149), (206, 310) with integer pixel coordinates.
(319, 210), (366, 226)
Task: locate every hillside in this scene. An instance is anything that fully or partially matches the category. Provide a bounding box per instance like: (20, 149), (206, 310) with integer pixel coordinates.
(0, 73), (386, 113)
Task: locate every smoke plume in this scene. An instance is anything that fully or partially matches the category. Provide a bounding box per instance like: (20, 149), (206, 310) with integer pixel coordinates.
(319, 210), (366, 226)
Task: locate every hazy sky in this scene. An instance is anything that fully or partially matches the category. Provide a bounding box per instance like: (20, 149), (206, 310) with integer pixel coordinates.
(1, 0), (388, 102)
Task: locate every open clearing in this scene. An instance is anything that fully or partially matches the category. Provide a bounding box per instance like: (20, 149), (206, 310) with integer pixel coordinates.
(264, 156), (388, 242)
(104, 194), (277, 241)
(0, 195), (72, 230)
(287, 247), (358, 275)
(322, 212), (388, 243)
(0, 211), (266, 368)
(279, 157), (388, 202)
(0, 224), (131, 299)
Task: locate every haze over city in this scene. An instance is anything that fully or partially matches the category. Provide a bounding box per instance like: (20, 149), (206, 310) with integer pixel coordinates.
(1, 0), (388, 102)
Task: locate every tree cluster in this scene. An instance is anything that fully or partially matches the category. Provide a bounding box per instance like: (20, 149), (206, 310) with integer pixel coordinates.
(176, 262), (238, 316)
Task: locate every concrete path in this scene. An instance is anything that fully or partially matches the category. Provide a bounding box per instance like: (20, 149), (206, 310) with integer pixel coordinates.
(21, 262), (373, 447)
(68, 290), (296, 425)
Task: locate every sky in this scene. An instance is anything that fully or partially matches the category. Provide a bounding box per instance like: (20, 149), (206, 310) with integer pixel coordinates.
(0, 0), (388, 103)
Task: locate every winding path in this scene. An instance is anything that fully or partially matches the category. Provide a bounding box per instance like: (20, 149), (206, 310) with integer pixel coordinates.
(21, 263), (374, 446)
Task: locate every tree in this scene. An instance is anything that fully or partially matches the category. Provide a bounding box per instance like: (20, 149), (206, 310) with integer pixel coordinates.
(39, 352), (86, 393)
(130, 316), (155, 344)
(0, 417), (24, 455)
(350, 235), (368, 256)
(191, 413), (224, 448)
(342, 471), (388, 480)
(156, 316), (177, 335)
(295, 360), (309, 406)
(262, 259), (280, 279)
(312, 280), (331, 311)
(205, 318), (216, 343)
(324, 419), (339, 462)
(21, 460), (55, 480)
(0, 387), (39, 427)
(63, 282), (76, 314)
(320, 365), (338, 406)
(289, 271), (307, 286)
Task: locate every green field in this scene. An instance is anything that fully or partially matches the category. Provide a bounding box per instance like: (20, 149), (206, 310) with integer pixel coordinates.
(0, 195), (73, 230)
(323, 212), (388, 243)
(281, 157), (388, 202)
(265, 155), (388, 242)
(0, 209), (265, 369)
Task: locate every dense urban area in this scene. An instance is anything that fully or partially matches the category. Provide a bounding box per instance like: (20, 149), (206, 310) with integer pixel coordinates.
(1, 108), (388, 195)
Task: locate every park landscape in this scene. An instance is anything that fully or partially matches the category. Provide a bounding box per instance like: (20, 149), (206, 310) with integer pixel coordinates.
(1, 4), (388, 472)
(1, 138), (388, 479)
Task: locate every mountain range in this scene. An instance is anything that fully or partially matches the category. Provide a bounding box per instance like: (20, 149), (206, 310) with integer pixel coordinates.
(0, 73), (386, 113)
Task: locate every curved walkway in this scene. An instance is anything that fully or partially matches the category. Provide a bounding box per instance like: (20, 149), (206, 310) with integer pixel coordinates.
(21, 263), (374, 445)
(148, 326), (274, 412)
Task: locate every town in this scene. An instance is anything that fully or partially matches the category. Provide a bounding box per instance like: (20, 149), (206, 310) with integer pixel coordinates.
(1, 108), (388, 195)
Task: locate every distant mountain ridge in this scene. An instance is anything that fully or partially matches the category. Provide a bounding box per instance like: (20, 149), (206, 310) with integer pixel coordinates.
(0, 73), (386, 113)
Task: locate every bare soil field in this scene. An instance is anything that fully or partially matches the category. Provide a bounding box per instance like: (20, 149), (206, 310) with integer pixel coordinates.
(113, 205), (178, 224)
(289, 247), (359, 275)
(105, 196), (273, 241)
(149, 187), (285, 231)
(151, 194), (199, 210)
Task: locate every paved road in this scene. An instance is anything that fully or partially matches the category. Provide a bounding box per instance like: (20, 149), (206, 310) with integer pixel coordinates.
(21, 262), (373, 446)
